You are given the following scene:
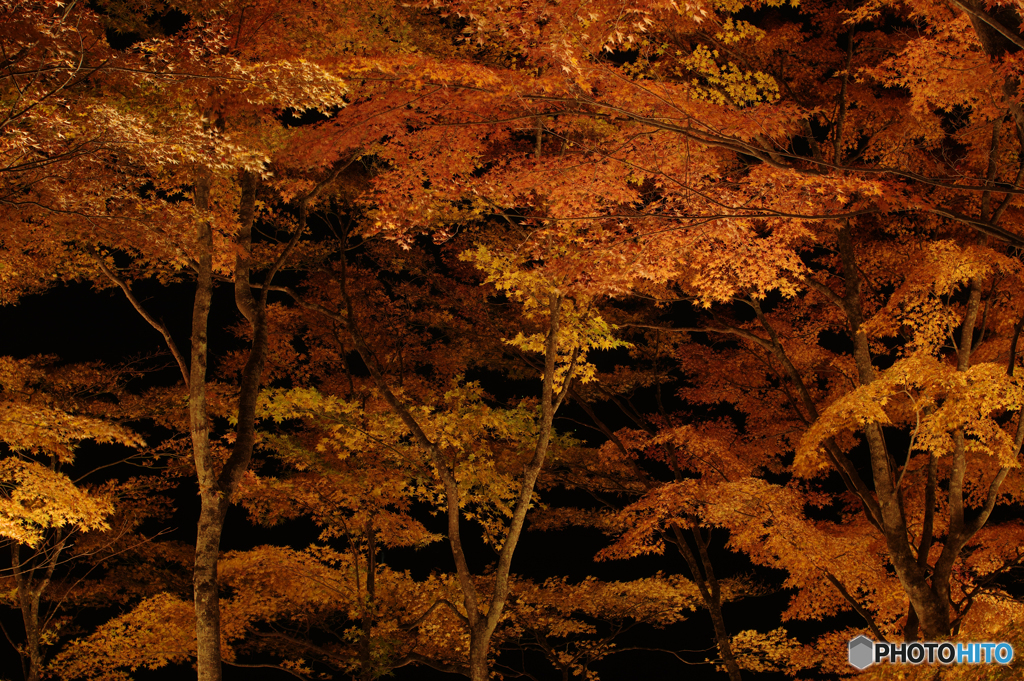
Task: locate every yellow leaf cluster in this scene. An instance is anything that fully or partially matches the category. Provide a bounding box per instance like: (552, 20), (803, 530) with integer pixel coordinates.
(0, 459), (113, 547)
(797, 354), (1024, 477)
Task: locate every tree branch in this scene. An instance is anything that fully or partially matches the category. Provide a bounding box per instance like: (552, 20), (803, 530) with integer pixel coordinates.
(94, 255), (190, 388)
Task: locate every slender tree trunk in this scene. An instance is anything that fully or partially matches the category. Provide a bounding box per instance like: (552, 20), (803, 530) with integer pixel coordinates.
(12, 516), (66, 679)
(20, 605), (40, 681)
(13, 550), (41, 681)
(707, 602), (740, 681)
(13, 527), (64, 681)
(191, 168), (268, 681)
(187, 164), (332, 680)
(113, 160), (339, 681)
(667, 524), (742, 681)
(692, 525), (742, 681)
(359, 517), (377, 681)
(341, 273), (571, 678)
(190, 170), (223, 681)
(832, 224), (1015, 639)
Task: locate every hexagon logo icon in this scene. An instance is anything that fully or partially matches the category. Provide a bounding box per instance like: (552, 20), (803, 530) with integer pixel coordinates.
(849, 635), (874, 670)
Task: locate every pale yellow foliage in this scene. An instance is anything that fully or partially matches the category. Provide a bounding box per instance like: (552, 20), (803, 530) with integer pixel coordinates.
(0, 459), (113, 547)
(796, 354), (1024, 476)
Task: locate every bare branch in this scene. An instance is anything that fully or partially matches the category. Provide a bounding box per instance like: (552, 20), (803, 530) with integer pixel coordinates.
(93, 254), (189, 388)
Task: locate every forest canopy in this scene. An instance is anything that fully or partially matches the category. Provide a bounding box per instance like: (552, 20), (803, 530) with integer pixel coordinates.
(4, 0), (1024, 680)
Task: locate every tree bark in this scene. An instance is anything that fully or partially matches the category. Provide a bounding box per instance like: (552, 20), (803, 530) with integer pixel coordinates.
(468, 634), (491, 681)
(359, 516), (377, 681)
(190, 169), (222, 681)
(193, 497), (225, 681)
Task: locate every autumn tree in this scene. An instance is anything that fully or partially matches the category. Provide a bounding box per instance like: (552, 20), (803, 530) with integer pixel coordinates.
(259, 221), (627, 679)
(238, 384), (447, 679)
(0, 0), (200, 303)
(57, 2), (369, 678)
(0, 355), (180, 681)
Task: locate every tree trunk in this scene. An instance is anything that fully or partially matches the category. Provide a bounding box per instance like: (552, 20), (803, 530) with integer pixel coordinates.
(468, 629), (492, 681)
(359, 517), (377, 681)
(668, 523), (742, 681)
(21, 612), (40, 681)
(190, 170), (222, 681)
(708, 604), (741, 681)
(17, 583), (41, 681)
(834, 225), (1014, 639)
(835, 224), (954, 638)
(187, 164), (325, 680)
(116, 157), (338, 681)
(194, 496), (226, 681)
(13, 529), (64, 681)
